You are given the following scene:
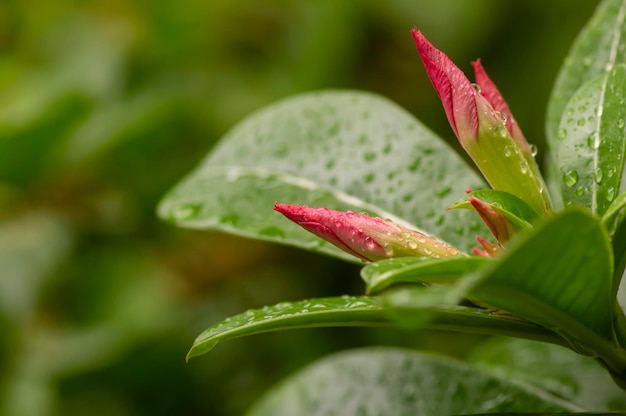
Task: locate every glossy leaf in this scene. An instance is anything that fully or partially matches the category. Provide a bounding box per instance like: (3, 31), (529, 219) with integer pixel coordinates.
(187, 295), (568, 361)
(547, 0), (626, 145)
(556, 65), (626, 215)
(459, 209), (626, 374)
(248, 347), (580, 415)
(467, 338), (626, 411)
(361, 256), (489, 294)
(450, 189), (540, 223)
(159, 91), (487, 255)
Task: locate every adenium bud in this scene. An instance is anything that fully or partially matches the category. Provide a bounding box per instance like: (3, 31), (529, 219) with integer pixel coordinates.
(472, 236), (499, 257)
(412, 29), (552, 216)
(468, 196), (512, 246)
(274, 203), (459, 262)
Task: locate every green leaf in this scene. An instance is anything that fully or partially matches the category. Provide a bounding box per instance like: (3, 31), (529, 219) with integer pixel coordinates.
(603, 191), (626, 232)
(187, 296), (388, 360)
(159, 91), (487, 255)
(187, 295), (568, 361)
(556, 65), (626, 215)
(248, 347), (581, 415)
(459, 209), (626, 374)
(450, 189), (540, 223)
(547, 0), (626, 145)
(361, 256), (489, 294)
(467, 338), (626, 411)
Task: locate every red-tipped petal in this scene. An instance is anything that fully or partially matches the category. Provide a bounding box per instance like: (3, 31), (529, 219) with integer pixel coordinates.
(274, 203), (383, 261)
(472, 59), (529, 153)
(468, 197), (509, 244)
(412, 28), (479, 141)
(274, 203), (459, 261)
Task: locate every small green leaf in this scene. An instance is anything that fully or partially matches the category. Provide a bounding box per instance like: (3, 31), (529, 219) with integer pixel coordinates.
(602, 191), (626, 232)
(556, 65), (626, 215)
(451, 189), (539, 223)
(361, 256), (489, 295)
(248, 347), (580, 415)
(460, 209), (626, 374)
(547, 0), (626, 145)
(159, 91), (487, 254)
(187, 296), (388, 360)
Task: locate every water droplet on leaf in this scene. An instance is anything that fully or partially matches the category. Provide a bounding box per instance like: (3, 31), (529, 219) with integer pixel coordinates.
(563, 170), (578, 187)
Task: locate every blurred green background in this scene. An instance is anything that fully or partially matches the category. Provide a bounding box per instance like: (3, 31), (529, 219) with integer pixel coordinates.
(0, 1), (599, 415)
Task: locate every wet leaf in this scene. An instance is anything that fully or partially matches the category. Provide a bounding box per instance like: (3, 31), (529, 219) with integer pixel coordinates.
(248, 347), (580, 415)
(555, 65), (626, 216)
(159, 91), (487, 256)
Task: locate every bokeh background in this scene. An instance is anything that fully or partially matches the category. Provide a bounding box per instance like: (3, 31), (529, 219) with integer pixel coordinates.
(0, 1), (600, 415)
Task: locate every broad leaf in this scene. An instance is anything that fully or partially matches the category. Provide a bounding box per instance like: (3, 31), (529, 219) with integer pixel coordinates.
(159, 91), (487, 256)
(547, 0), (626, 145)
(187, 295), (567, 361)
(467, 338), (626, 410)
(361, 256), (489, 294)
(556, 65), (626, 215)
(248, 347), (581, 415)
(459, 209), (626, 373)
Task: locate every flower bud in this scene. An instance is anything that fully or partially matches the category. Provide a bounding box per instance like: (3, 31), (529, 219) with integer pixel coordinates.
(274, 203), (459, 262)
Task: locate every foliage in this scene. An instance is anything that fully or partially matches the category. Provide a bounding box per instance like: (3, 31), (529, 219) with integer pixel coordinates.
(159, 0), (626, 413)
(0, 0), (609, 415)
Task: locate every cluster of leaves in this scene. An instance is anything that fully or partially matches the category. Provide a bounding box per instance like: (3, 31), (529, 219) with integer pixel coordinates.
(160, 0), (626, 413)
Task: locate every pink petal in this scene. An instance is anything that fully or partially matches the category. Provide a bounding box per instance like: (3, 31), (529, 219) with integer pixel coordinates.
(412, 29), (479, 140)
(472, 59), (529, 153)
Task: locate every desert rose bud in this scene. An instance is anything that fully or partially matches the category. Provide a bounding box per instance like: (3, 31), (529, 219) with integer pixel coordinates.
(412, 29), (552, 216)
(468, 196), (512, 246)
(472, 236), (499, 257)
(274, 203), (459, 262)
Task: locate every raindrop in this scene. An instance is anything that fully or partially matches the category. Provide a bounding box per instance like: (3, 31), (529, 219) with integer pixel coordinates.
(172, 203), (202, 221)
(503, 147), (512, 157)
(575, 188), (584, 196)
(407, 241), (418, 249)
(326, 160), (335, 169)
(520, 163), (528, 175)
(529, 144), (538, 157)
(364, 173), (375, 183)
(619, 119), (625, 129)
(472, 83), (481, 93)
(577, 118), (586, 126)
(558, 129), (567, 140)
(607, 188), (616, 202)
(595, 168), (603, 183)
(563, 170), (578, 187)
(578, 105), (587, 112)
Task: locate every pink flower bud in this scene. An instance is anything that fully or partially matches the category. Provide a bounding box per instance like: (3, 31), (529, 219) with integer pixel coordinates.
(412, 29), (552, 215)
(274, 203), (459, 262)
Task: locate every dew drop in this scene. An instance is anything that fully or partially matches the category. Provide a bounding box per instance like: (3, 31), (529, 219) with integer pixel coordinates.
(577, 118), (586, 126)
(619, 119), (625, 129)
(575, 187), (584, 196)
(595, 168), (603, 183)
(472, 83), (481, 93)
(529, 144), (538, 157)
(607, 187), (616, 202)
(503, 147), (512, 157)
(172, 203), (202, 220)
(563, 170), (578, 187)
(558, 129), (567, 140)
